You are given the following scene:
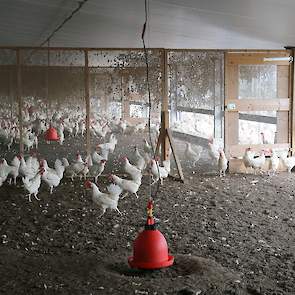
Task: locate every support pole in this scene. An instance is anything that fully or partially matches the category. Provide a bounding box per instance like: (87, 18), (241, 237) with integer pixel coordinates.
(155, 49), (184, 182)
(84, 49), (91, 156)
(16, 49), (24, 154)
(9, 67), (14, 120)
(290, 49), (295, 155)
(161, 49), (170, 161)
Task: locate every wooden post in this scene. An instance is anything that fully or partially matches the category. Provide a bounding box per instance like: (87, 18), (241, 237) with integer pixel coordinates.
(45, 46), (50, 117)
(291, 49), (295, 155)
(84, 49), (91, 156)
(161, 49), (169, 161)
(16, 49), (24, 154)
(9, 67), (14, 120)
(121, 73), (130, 119)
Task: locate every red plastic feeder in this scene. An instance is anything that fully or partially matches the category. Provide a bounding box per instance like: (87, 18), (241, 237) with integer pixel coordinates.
(128, 200), (174, 269)
(44, 126), (59, 141)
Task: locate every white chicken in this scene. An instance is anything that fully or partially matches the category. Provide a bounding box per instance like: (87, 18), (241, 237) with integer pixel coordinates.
(67, 153), (89, 180)
(218, 150), (228, 177)
(248, 150), (266, 174)
(134, 146), (146, 171)
(150, 158), (170, 185)
(92, 145), (108, 163)
(122, 157), (142, 182)
(98, 134), (117, 154)
(260, 132), (272, 144)
(88, 156), (107, 183)
(269, 150), (280, 175)
(281, 153), (295, 173)
(41, 167), (61, 194)
(62, 158), (76, 180)
(184, 142), (202, 167)
(109, 174), (141, 199)
(22, 171), (42, 202)
(57, 126), (64, 145)
(119, 119), (127, 134)
(208, 138), (219, 164)
(243, 147), (255, 173)
(0, 159), (11, 186)
(85, 180), (123, 217)
(9, 155), (21, 184)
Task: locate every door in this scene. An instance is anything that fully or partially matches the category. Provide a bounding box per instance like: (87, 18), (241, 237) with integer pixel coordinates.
(225, 51), (292, 172)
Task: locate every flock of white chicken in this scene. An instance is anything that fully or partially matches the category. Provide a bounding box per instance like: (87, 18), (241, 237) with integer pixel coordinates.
(2, 97), (295, 217)
(184, 136), (295, 176)
(242, 147), (295, 175)
(184, 138), (228, 177)
(0, 136), (170, 216)
(0, 98), (174, 217)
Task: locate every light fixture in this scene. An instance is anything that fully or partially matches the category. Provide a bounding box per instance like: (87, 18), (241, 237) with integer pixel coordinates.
(263, 56), (293, 62)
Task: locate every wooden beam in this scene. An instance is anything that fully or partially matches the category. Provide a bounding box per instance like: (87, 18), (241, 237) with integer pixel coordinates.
(161, 49), (169, 161)
(229, 158), (286, 173)
(9, 67), (14, 119)
(16, 49), (24, 154)
(224, 55), (239, 157)
(239, 113), (277, 124)
(291, 49), (295, 155)
(167, 128), (184, 182)
(0, 46), (288, 53)
(160, 111), (170, 160)
(225, 98), (290, 112)
(277, 65), (290, 143)
(84, 50), (91, 156)
(176, 106), (214, 115)
(228, 52), (291, 65)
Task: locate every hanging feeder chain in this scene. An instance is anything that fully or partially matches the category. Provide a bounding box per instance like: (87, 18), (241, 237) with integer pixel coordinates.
(141, 0), (161, 203)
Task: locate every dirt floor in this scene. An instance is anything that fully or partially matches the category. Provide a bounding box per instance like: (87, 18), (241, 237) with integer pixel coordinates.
(0, 132), (294, 295)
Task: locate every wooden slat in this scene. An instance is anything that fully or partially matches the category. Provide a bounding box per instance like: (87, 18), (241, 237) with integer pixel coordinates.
(229, 143), (290, 158)
(229, 158), (287, 173)
(167, 128), (184, 182)
(225, 98), (290, 112)
(161, 49), (170, 161)
(224, 55), (239, 157)
(125, 117), (146, 125)
(277, 65), (290, 143)
(228, 52), (291, 65)
(291, 49), (295, 155)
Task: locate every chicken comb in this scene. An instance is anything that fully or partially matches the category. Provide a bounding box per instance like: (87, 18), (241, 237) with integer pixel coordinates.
(84, 180), (92, 188)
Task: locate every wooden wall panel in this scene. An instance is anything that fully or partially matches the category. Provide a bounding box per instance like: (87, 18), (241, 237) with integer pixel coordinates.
(277, 65), (290, 143)
(224, 59), (239, 157)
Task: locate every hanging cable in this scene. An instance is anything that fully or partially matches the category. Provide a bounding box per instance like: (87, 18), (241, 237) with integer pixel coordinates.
(39, 0), (90, 47)
(25, 0), (90, 64)
(142, 0), (161, 201)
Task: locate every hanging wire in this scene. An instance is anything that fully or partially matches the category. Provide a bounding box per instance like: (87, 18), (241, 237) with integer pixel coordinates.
(39, 0), (90, 47)
(25, 0), (90, 64)
(142, 0), (161, 202)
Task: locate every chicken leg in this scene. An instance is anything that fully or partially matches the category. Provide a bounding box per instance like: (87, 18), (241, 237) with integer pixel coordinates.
(34, 193), (40, 201)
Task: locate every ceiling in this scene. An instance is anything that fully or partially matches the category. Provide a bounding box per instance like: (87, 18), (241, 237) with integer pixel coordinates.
(1, 0), (295, 49)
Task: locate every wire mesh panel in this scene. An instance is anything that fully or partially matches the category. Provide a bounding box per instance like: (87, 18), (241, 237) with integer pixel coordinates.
(168, 50), (224, 141)
(238, 64), (279, 145)
(19, 49), (86, 163)
(0, 49), (18, 153)
(87, 49), (163, 176)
